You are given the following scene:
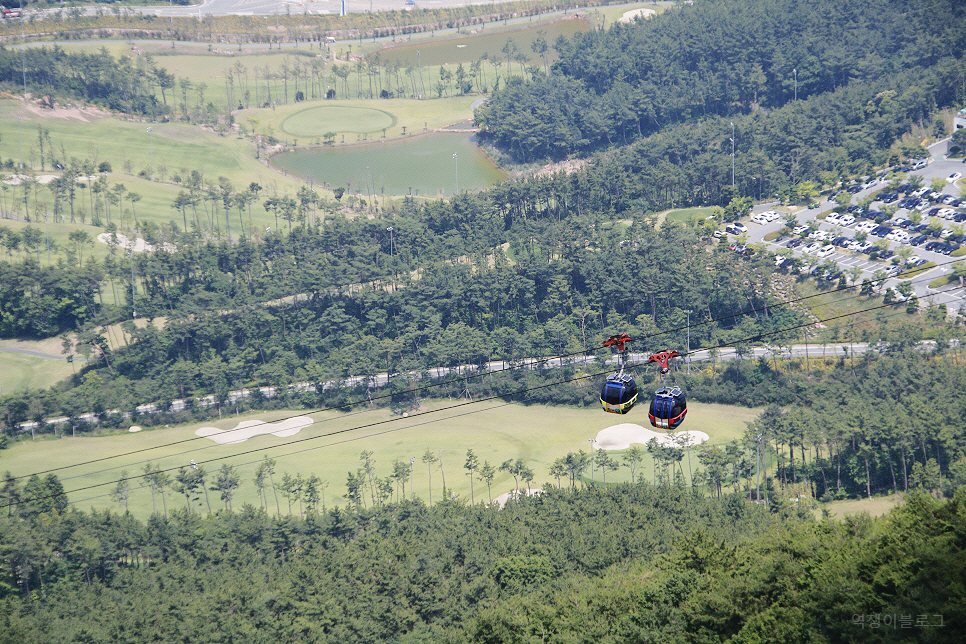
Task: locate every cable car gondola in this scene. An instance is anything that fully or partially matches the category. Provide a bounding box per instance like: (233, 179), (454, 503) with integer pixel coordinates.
(600, 334), (638, 414)
(647, 350), (687, 429)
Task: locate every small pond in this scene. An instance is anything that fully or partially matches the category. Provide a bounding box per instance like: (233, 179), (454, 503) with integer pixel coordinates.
(271, 132), (506, 197)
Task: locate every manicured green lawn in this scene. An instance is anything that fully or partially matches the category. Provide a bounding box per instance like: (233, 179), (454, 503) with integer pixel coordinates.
(0, 348), (75, 393)
(2, 399), (762, 518)
(665, 207), (716, 224)
(281, 105), (397, 137)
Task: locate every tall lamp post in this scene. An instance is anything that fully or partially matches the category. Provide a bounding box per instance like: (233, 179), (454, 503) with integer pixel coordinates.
(129, 249), (137, 320)
(685, 309), (692, 375)
(17, 116), (23, 170)
(588, 438), (597, 484)
(410, 456), (415, 500)
(387, 226), (394, 256)
(730, 122), (736, 187)
(453, 153), (459, 195)
(793, 68), (798, 101)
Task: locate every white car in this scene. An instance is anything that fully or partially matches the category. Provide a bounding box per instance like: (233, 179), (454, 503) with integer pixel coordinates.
(793, 225), (810, 235)
(816, 245), (835, 258)
(838, 214), (856, 226)
(763, 210), (781, 222)
(808, 229), (828, 241)
(888, 230), (910, 244)
(826, 213), (842, 224)
(802, 242), (822, 254)
(948, 172), (962, 182)
(731, 222), (748, 233)
(852, 241), (873, 253)
(855, 221), (877, 233)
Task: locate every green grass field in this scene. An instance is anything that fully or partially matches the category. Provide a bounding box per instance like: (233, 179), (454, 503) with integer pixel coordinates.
(664, 207), (716, 224)
(0, 348), (75, 393)
(374, 15), (591, 68)
(1, 399), (761, 519)
(820, 493), (903, 519)
(281, 105), (397, 136)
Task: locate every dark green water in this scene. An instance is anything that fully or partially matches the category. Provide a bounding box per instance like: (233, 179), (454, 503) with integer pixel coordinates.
(270, 132), (506, 197)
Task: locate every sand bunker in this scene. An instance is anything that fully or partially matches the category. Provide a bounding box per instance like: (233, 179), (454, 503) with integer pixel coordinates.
(195, 416), (314, 444)
(595, 423), (709, 450)
(619, 8), (656, 23)
(96, 232), (175, 253)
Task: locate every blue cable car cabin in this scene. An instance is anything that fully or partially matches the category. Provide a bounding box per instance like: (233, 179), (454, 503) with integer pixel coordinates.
(600, 372), (639, 414)
(648, 386), (687, 429)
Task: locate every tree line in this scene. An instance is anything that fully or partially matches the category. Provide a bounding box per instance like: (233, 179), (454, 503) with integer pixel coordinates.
(477, 0), (965, 209)
(0, 471), (962, 642)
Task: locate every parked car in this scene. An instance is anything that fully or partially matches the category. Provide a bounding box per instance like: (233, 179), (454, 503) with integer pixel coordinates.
(948, 172), (962, 182)
(816, 245), (835, 258)
(803, 242), (822, 254)
(909, 234), (929, 246)
(838, 214), (856, 226)
(785, 238), (803, 248)
(872, 226), (892, 237)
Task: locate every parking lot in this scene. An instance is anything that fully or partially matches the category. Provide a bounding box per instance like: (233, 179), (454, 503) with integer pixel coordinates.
(734, 140), (966, 310)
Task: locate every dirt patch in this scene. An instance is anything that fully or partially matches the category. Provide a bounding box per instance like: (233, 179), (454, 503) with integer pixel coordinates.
(533, 158), (589, 177)
(23, 103), (110, 122)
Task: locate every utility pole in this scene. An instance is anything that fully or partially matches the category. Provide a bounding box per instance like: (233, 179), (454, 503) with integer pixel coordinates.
(794, 68), (797, 101)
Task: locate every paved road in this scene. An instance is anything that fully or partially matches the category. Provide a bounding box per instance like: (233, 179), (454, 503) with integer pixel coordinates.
(0, 346), (85, 360)
(18, 341), (877, 431)
(23, 1), (662, 21)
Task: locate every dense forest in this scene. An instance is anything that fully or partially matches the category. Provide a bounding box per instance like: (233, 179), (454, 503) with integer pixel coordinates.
(3, 0), (966, 640)
(477, 0), (966, 207)
(0, 479), (963, 642)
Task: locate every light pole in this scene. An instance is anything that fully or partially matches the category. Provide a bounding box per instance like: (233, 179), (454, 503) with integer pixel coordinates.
(685, 309), (692, 375)
(387, 226), (394, 256)
(453, 153), (459, 194)
(147, 127), (154, 181)
(417, 50), (424, 97)
(43, 212), (50, 264)
(756, 433), (764, 504)
(17, 116), (23, 170)
(410, 456), (415, 500)
(793, 68), (797, 101)
(588, 438), (596, 484)
(730, 122), (736, 187)
(129, 249), (136, 320)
